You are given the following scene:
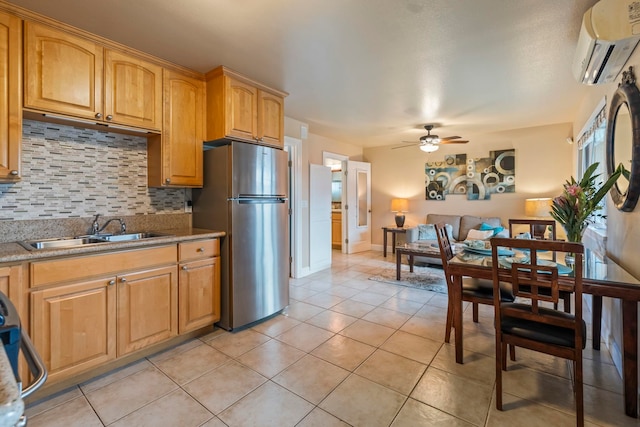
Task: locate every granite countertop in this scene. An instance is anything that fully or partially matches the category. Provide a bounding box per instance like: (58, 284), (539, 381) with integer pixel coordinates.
(0, 228), (225, 263)
(0, 347), (23, 426)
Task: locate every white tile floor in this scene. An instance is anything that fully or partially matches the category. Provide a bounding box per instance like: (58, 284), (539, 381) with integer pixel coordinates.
(25, 250), (639, 426)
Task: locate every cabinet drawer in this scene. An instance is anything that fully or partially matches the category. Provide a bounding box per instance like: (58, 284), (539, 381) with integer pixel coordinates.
(178, 239), (219, 261)
(31, 245), (177, 287)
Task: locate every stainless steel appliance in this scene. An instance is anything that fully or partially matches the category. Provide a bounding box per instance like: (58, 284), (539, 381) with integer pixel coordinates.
(193, 141), (289, 330)
(0, 291), (47, 426)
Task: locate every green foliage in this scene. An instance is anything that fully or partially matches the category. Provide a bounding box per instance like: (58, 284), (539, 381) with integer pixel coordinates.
(550, 162), (623, 242)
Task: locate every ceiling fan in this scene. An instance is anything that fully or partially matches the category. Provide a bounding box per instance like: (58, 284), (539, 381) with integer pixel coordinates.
(393, 125), (468, 152)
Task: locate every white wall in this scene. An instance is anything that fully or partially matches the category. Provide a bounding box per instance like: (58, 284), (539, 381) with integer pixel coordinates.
(363, 123), (574, 246)
(573, 49), (640, 379)
(284, 116), (363, 275)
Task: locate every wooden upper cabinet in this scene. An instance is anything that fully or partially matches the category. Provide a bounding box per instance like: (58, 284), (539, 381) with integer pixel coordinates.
(148, 69), (204, 187)
(24, 21), (103, 120)
(24, 22), (162, 131)
(0, 11), (21, 181)
(226, 77), (258, 141)
(206, 66), (286, 147)
(104, 50), (162, 131)
(258, 90), (284, 146)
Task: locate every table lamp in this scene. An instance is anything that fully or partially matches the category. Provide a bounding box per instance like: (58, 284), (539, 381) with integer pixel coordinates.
(390, 198), (409, 228)
(525, 198), (552, 238)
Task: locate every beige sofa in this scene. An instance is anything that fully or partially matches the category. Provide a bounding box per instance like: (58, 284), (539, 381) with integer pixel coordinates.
(405, 213), (507, 265)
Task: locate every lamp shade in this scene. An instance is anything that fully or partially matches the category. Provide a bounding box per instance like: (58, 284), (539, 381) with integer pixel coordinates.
(390, 198), (409, 212)
(525, 198), (552, 217)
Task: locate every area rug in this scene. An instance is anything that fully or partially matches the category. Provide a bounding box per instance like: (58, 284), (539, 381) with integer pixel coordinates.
(369, 266), (448, 294)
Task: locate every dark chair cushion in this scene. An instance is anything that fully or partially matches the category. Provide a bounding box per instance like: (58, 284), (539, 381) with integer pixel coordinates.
(462, 277), (515, 302)
(500, 303), (586, 348)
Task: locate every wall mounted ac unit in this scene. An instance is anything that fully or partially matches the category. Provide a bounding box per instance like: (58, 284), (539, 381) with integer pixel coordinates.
(572, 0), (640, 84)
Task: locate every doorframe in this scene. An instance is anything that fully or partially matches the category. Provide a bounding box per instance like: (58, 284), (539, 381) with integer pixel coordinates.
(322, 151), (349, 254)
(284, 136), (303, 278)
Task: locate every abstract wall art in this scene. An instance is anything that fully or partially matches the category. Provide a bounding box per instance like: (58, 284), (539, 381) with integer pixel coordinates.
(425, 149), (515, 201)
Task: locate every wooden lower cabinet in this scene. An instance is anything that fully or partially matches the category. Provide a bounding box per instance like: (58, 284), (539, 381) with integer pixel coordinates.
(179, 257), (220, 333)
(28, 241), (220, 385)
(117, 266), (178, 356)
(31, 277), (116, 382)
(332, 212), (342, 249)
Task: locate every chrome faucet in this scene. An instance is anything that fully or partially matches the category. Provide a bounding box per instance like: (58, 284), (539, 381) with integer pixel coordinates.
(91, 214), (126, 234)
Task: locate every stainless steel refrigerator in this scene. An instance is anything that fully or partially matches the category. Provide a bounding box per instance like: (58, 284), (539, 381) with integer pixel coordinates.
(192, 140), (289, 330)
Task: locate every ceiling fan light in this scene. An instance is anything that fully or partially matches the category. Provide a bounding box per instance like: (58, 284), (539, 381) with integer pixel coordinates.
(419, 143), (439, 153)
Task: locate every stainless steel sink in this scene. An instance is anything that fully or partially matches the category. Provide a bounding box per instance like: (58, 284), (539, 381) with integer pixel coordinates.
(97, 232), (170, 242)
(22, 237), (107, 250)
(20, 232), (173, 250)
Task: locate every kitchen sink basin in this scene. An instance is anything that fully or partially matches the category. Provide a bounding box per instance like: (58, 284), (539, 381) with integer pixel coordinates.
(97, 232), (170, 242)
(22, 237), (107, 250)
(21, 232), (173, 250)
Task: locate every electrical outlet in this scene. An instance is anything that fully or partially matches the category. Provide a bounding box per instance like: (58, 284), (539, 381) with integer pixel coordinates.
(184, 200), (192, 213)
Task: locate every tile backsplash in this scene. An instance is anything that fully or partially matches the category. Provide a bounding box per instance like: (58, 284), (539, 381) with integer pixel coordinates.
(0, 120), (188, 220)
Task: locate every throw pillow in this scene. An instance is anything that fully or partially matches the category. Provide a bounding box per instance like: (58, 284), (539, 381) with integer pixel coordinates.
(417, 223), (454, 240)
(515, 232), (532, 239)
(466, 229), (494, 240)
(417, 224), (437, 240)
(479, 222), (505, 236)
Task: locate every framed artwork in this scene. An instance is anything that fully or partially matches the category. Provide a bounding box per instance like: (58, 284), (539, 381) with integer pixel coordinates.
(425, 149), (515, 200)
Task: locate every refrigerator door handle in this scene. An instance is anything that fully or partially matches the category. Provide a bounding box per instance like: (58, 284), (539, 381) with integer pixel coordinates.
(233, 198), (287, 204)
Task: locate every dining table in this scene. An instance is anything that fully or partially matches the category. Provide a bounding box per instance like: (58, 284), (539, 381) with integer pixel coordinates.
(447, 247), (640, 418)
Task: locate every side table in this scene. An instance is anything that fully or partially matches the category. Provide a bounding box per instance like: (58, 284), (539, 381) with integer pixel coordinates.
(382, 226), (407, 257)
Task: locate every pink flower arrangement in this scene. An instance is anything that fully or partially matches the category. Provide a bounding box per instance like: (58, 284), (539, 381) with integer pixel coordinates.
(550, 163), (622, 242)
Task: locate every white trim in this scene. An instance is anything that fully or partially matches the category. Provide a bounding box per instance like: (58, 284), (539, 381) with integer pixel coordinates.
(322, 151), (349, 165)
(577, 96), (607, 144)
(284, 136), (303, 278)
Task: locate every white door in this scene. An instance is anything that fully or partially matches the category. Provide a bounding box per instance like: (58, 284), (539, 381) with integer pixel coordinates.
(309, 164), (332, 272)
(345, 161), (371, 254)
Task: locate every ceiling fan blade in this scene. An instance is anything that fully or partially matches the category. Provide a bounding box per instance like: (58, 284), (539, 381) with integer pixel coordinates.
(439, 140), (468, 144)
(440, 136), (461, 141)
(392, 144), (418, 150)
(400, 140), (419, 144)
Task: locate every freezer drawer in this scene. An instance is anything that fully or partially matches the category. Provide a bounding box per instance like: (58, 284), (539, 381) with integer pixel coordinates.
(229, 199), (289, 328)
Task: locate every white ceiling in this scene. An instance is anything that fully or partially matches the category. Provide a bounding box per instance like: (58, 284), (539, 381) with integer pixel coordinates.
(8, 0), (601, 148)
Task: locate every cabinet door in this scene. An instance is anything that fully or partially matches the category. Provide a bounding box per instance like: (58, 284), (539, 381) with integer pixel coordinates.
(31, 278), (116, 382)
(0, 12), (21, 181)
(24, 22), (103, 120)
(117, 265), (177, 356)
(104, 50), (162, 130)
(258, 90), (284, 147)
(331, 213), (342, 248)
(149, 70), (204, 187)
(225, 76), (258, 141)
(179, 257), (220, 333)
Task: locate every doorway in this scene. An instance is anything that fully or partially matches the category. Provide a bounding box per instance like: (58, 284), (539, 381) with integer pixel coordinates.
(323, 152), (348, 254)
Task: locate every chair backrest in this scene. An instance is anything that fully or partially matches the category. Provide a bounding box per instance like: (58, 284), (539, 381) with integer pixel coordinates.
(490, 237), (584, 343)
(434, 222), (455, 286)
(508, 219), (557, 240)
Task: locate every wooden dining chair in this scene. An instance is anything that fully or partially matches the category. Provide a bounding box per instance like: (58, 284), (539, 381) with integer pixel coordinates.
(434, 223), (515, 343)
(508, 218), (576, 314)
(508, 218), (557, 241)
(490, 237), (585, 427)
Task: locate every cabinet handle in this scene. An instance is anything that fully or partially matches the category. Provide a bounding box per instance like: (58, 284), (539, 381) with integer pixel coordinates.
(182, 266), (188, 271)
(120, 277), (127, 283)
(165, 178), (171, 183)
(9, 170), (18, 176)
(95, 113), (102, 119)
(197, 247), (205, 252)
(108, 280), (115, 286)
(106, 115), (113, 121)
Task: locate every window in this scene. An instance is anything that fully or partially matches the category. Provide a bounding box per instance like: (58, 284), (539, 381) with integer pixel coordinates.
(577, 99), (607, 227)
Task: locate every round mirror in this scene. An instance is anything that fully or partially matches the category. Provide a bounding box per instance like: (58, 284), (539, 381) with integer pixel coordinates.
(606, 67), (640, 212)
(613, 103), (631, 195)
